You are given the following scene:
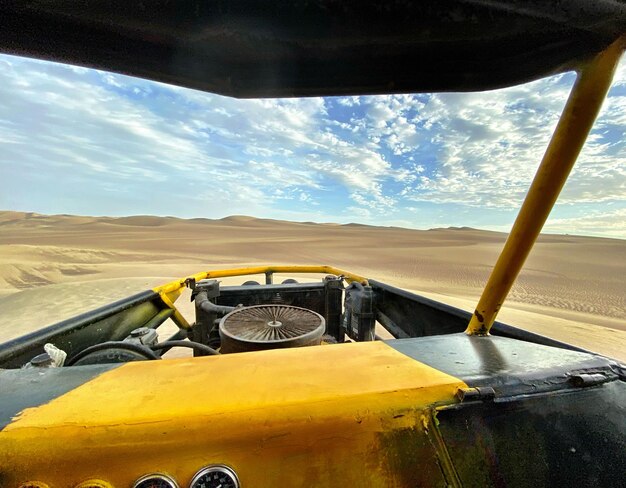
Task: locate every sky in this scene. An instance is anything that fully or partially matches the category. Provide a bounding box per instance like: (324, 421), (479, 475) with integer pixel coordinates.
(0, 54), (624, 238)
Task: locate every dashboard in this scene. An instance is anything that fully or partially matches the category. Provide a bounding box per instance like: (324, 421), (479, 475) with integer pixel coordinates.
(3, 341), (465, 487)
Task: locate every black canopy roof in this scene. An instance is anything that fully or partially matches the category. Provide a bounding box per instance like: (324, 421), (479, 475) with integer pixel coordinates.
(1, 1), (624, 97)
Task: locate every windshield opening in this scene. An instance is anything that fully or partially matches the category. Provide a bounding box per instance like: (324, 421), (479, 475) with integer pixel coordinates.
(0, 54), (624, 359)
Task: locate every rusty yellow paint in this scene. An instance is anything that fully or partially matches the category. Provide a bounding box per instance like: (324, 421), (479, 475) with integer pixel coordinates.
(466, 35), (625, 335)
(0, 341), (465, 487)
(152, 265), (369, 296)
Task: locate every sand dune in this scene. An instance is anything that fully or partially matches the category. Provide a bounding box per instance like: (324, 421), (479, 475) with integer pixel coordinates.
(0, 210), (624, 360)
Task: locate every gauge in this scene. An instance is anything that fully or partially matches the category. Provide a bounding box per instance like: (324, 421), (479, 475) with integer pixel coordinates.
(133, 474), (179, 488)
(189, 465), (240, 488)
(74, 481), (113, 488)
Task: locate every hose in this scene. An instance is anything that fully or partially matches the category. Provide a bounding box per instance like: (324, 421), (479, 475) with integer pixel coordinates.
(195, 291), (237, 315)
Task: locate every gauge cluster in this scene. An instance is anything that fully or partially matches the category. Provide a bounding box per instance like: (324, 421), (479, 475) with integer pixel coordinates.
(130, 466), (239, 488)
(20, 466), (241, 488)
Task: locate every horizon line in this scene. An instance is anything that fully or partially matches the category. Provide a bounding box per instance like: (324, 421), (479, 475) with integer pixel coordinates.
(1, 208), (623, 242)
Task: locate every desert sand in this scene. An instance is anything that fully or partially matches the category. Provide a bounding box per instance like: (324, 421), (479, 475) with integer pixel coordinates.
(0, 210), (624, 360)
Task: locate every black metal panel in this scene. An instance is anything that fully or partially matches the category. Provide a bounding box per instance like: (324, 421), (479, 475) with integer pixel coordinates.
(0, 363), (118, 429)
(436, 381), (626, 487)
(370, 279), (472, 337)
(490, 322), (590, 353)
(216, 282), (327, 314)
(370, 279), (589, 353)
(0, 2), (624, 98)
(324, 277), (344, 342)
(0, 289), (163, 369)
(387, 334), (618, 397)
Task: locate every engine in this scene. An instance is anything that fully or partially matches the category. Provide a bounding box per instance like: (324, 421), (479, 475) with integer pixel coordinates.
(187, 277), (375, 355)
(22, 276), (376, 367)
(189, 278), (338, 355)
(219, 304), (325, 353)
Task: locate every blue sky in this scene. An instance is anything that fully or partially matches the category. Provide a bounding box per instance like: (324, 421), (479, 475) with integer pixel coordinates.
(0, 54), (624, 238)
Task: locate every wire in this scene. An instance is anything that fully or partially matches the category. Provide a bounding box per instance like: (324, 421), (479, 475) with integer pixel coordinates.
(151, 340), (220, 356)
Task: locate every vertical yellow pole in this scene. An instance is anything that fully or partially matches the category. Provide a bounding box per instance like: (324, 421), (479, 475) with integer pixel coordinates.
(466, 37), (624, 335)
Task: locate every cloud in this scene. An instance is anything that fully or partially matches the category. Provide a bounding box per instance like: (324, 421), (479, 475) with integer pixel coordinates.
(0, 53), (624, 237)
(545, 207), (626, 239)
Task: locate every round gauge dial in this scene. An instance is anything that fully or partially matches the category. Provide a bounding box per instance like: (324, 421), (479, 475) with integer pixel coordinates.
(75, 481), (113, 488)
(189, 465), (240, 488)
(133, 474), (179, 488)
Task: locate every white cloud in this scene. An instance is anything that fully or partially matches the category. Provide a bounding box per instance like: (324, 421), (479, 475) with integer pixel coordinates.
(397, 65), (625, 215)
(337, 96), (361, 107)
(545, 207), (626, 238)
(0, 53), (624, 237)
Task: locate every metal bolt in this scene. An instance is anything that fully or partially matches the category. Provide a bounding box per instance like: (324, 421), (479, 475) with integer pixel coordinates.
(130, 327), (149, 337)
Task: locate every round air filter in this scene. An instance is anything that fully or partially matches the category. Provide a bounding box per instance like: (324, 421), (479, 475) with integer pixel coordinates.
(219, 305), (325, 354)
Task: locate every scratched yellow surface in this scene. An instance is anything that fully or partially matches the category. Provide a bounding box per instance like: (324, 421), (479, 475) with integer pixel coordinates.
(1, 341), (465, 487)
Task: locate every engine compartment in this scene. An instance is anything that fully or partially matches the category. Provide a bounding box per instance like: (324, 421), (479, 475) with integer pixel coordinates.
(190, 276), (375, 354)
(5, 269), (582, 371)
(20, 275), (382, 368)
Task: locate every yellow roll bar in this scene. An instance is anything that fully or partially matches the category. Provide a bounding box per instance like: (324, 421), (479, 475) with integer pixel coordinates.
(153, 265), (368, 329)
(466, 36), (625, 335)
(154, 265), (367, 296)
